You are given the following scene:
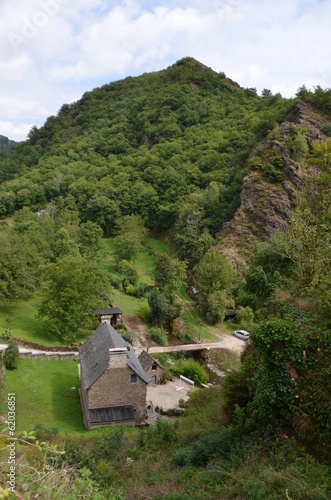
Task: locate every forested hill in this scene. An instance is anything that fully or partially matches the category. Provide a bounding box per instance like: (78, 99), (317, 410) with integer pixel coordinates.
(0, 134), (17, 154)
(1, 57), (331, 265)
(0, 58), (292, 251)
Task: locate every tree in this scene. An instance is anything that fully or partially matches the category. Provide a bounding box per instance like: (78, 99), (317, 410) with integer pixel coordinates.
(0, 231), (41, 305)
(117, 214), (149, 241)
(249, 318), (304, 432)
(118, 259), (138, 286)
(148, 288), (174, 327)
(52, 228), (80, 260)
(195, 247), (236, 322)
(38, 256), (113, 341)
(112, 233), (142, 262)
(154, 254), (187, 301)
(78, 221), (103, 258)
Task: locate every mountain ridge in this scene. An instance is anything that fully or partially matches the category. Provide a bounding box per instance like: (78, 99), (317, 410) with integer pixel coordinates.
(0, 57), (329, 266)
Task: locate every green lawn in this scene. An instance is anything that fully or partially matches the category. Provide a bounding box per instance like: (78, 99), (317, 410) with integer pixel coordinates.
(0, 293), (66, 347)
(1, 359), (86, 434)
(101, 236), (169, 283)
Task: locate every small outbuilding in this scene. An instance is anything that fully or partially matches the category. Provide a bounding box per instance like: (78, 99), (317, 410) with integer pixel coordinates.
(94, 307), (123, 327)
(138, 351), (165, 385)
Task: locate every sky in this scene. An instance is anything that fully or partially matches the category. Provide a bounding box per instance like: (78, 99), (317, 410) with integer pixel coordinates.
(1, 0), (330, 141)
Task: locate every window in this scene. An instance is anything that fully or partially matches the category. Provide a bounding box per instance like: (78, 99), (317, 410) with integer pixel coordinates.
(152, 362), (157, 371)
(130, 374), (137, 383)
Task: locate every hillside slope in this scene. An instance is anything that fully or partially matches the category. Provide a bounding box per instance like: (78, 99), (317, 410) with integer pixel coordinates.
(0, 58), (291, 249)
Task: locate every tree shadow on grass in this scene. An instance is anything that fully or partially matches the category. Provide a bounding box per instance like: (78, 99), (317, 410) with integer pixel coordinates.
(51, 362), (86, 433)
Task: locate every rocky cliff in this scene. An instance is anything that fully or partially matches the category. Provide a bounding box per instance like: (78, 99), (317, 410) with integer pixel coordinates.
(219, 100), (328, 267)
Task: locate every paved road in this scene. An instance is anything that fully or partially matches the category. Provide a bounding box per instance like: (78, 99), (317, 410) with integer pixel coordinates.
(138, 336), (245, 355)
(0, 343), (77, 356)
(0, 334), (245, 357)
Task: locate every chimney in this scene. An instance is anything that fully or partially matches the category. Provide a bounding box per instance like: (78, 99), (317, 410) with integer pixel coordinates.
(109, 347), (127, 368)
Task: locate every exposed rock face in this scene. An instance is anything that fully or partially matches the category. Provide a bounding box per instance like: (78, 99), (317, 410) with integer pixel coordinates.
(219, 101), (328, 267)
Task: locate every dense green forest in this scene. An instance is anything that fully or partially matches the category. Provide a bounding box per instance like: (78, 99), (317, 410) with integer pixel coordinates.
(0, 135), (17, 155)
(1, 58), (331, 498)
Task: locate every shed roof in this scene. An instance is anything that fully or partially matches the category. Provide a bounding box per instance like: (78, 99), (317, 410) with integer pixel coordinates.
(138, 350), (164, 372)
(79, 321), (148, 389)
(89, 405), (135, 424)
(94, 307), (123, 315)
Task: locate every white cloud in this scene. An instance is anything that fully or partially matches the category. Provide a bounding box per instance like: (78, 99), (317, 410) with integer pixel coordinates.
(0, 121), (33, 141)
(0, 0), (330, 140)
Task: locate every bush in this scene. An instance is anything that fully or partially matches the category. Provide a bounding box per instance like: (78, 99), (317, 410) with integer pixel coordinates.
(171, 359), (208, 385)
(172, 447), (193, 466)
(0, 327), (12, 341)
(322, 123), (331, 137)
(148, 327), (168, 346)
(137, 300), (150, 323)
(121, 330), (133, 344)
(4, 340), (19, 370)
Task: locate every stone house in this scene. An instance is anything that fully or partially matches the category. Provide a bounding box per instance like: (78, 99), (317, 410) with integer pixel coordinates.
(79, 321), (148, 429)
(138, 350), (165, 385)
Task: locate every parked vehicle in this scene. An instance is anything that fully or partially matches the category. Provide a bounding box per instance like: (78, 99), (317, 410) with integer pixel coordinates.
(233, 329), (250, 341)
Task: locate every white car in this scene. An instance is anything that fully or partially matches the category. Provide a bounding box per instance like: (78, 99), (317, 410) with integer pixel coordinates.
(233, 330), (250, 341)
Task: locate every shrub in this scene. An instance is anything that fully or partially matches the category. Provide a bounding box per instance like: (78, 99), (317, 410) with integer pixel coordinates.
(172, 447), (193, 466)
(137, 300), (150, 323)
(0, 327), (12, 341)
(322, 123), (331, 137)
(4, 339), (19, 370)
(171, 359), (208, 385)
(148, 327), (168, 346)
(236, 306), (254, 331)
(121, 330), (133, 344)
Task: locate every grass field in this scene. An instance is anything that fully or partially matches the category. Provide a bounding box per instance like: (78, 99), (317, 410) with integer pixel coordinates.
(1, 359), (86, 434)
(0, 293), (66, 347)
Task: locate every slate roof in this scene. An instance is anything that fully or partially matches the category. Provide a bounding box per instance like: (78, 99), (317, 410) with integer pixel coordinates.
(79, 321), (148, 390)
(138, 350), (164, 372)
(89, 405), (135, 424)
(94, 307), (123, 315)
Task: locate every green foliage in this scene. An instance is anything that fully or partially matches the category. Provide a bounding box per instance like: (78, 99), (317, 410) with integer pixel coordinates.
(118, 259), (139, 286)
(0, 58), (292, 241)
(170, 359), (208, 385)
(321, 122), (331, 136)
(38, 256), (113, 341)
(0, 231), (41, 305)
(236, 305), (254, 330)
(154, 254), (187, 300)
(148, 288), (174, 327)
(136, 300), (150, 323)
(112, 233), (142, 262)
(52, 227), (80, 260)
(249, 318), (304, 431)
(78, 221), (103, 258)
(0, 134), (17, 154)
(195, 247), (236, 322)
(0, 327), (12, 340)
(147, 326), (168, 346)
(4, 339), (19, 369)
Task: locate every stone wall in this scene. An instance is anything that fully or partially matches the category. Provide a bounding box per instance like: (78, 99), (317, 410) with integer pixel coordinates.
(88, 364), (147, 420)
(19, 352), (79, 360)
(145, 364), (164, 384)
